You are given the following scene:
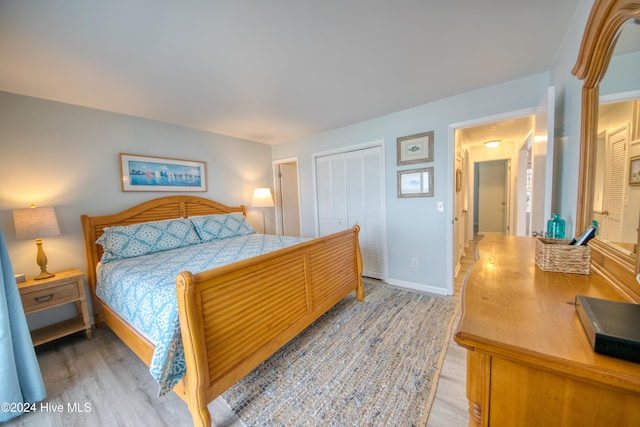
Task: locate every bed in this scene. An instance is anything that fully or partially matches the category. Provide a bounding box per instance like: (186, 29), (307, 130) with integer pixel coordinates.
(81, 195), (363, 426)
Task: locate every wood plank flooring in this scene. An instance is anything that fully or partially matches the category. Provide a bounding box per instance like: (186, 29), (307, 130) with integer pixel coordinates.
(426, 239), (478, 427)
(3, 326), (237, 427)
(5, 242), (477, 427)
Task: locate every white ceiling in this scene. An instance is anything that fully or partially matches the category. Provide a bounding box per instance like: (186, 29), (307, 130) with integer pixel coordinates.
(0, 0), (581, 145)
(458, 116), (534, 150)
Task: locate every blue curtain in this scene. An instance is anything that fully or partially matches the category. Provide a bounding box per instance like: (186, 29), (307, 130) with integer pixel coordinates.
(0, 227), (46, 422)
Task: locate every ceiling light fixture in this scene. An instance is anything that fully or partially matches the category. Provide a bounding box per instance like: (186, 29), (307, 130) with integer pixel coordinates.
(484, 140), (500, 149)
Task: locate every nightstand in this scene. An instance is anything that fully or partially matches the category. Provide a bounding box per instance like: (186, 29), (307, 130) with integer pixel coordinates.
(18, 268), (92, 346)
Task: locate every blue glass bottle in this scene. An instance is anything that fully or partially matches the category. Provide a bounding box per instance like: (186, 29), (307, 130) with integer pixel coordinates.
(547, 213), (566, 239)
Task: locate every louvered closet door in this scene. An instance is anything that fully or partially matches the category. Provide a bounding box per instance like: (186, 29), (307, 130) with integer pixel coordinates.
(363, 147), (385, 279)
(602, 127), (627, 241)
(317, 146), (385, 279)
(316, 153), (348, 235)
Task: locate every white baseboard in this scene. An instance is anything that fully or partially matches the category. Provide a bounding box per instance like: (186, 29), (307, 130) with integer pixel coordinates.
(385, 277), (451, 296)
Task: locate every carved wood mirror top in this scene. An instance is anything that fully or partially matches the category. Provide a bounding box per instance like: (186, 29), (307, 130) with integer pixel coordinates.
(573, 0), (640, 302)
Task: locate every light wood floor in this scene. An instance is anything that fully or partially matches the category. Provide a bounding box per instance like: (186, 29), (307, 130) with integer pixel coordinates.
(5, 242), (477, 427)
(426, 238), (478, 427)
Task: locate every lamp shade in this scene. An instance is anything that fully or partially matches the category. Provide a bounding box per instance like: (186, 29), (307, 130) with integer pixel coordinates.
(13, 206), (61, 240)
(251, 188), (274, 208)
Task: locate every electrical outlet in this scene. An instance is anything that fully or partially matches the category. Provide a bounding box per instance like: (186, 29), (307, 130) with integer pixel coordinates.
(437, 202), (444, 212)
(411, 258), (419, 268)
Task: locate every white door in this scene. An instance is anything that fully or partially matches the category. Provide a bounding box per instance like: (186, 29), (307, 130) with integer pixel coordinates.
(316, 154), (348, 235)
(477, 160), (507, 235)
(277, 162), (301, 236)
(601, 126), (628, 241)
(316, 146), (386, 279)
(503, 159), (511, 235)
(516, 140), (531, 236)
(530, 86), (556, 236)
(360, 147), (385, 279)
(453, 145), (464, 274)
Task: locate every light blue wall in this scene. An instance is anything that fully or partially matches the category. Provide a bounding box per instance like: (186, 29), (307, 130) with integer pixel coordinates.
(550, 0), (594, 238)
(273, 73), (550, 294)
(601, 52), (640, 96)
(0, 91), (272, 327)
(550, 0), (640, 238)
(273, 0), (599, 294)
(0, 0), (600, 324)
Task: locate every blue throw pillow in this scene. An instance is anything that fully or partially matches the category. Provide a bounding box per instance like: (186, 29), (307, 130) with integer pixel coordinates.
(189, 213), (256, 242)
(96, 217), (201, 263)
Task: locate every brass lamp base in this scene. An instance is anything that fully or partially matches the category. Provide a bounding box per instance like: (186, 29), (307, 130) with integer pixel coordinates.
(34, 269), (55, 280)
(34, 238), (55, 280)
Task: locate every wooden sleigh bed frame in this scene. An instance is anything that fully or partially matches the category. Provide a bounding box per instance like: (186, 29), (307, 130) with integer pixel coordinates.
(81, 195), (363, 426)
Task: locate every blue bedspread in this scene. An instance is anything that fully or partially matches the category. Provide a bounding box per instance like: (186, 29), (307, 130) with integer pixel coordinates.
(96, 234), (309, 395)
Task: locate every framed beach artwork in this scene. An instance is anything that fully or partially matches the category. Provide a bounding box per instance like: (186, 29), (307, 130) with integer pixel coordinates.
(397, 131), (434, 165)
(398, 167), (434, 198)
(630, 155), (640, 186)
(120, 153), (207, 192)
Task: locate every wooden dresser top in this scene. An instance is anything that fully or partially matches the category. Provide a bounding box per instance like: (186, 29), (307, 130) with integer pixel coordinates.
(454, 235), (640, 393)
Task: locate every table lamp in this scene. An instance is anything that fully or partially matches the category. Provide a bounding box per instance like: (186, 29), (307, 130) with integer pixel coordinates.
(13, 205), (61, 280)
(251, 188), (274, 233)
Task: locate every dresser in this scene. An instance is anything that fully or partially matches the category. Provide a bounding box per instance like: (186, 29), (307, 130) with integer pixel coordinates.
(454, 236), (640, 426)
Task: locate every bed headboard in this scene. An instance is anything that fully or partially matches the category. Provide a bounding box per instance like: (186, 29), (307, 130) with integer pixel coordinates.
(81, 195), (246, 301)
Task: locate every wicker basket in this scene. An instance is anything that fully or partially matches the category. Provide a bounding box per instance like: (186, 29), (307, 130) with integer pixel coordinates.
(535, 237), (591, 275)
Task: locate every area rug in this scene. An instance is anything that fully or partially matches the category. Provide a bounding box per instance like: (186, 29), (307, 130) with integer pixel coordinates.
(222, 281), (459, 426)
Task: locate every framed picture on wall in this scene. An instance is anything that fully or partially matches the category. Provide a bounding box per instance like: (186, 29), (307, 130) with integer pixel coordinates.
(630, 155), (640, 186)
(397, 131), (434, 165)
(398, 167), (434, 198)
(120, 153), (207, 192)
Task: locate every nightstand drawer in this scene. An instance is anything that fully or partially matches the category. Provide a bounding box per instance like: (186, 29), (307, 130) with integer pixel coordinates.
(21, 283), (80, 312)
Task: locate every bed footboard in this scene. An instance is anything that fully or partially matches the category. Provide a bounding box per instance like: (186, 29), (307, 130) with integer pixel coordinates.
(176, 226), (363, 427)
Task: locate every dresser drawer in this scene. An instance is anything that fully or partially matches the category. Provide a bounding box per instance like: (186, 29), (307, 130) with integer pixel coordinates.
(21, 282), (80, 312)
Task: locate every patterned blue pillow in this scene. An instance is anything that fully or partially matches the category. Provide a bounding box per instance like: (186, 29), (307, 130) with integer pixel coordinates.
(97, 217), (201, 263)
(189, 213), (256, 242)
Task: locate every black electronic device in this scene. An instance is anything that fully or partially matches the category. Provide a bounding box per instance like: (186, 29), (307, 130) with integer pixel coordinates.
(570, 225), (597, 245)
(575, 295), (640, 363)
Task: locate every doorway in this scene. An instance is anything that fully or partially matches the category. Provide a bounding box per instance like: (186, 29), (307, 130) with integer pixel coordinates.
(600, 126), (628, 241)
(451, 87), (555, 290)
(475, 159), (509, 235)
(273, 158), (301, 236)
(454, 113), (534, 242)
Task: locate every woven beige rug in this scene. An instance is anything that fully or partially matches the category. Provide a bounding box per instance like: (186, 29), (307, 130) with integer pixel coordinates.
(222, 281), (459, 426)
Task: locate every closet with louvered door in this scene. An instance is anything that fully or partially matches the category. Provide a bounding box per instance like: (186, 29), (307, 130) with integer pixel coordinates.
(316, 145), (386, 280)
(601, 126), (628, 241)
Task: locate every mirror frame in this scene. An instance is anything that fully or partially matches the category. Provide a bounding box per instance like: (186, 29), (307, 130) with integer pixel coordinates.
(573, 0), (640, 303)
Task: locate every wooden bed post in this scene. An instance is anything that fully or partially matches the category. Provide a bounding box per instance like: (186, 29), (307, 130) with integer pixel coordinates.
(176, 271), (211, 427)
(353, 225), (364, 302)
